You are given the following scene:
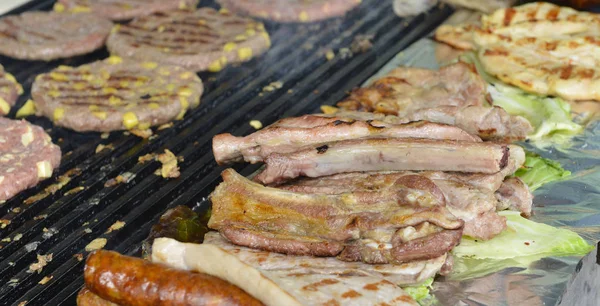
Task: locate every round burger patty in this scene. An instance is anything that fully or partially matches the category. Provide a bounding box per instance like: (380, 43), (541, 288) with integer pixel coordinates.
(106, 8), (271, 72)
(31, 56), (204, 132)
(216, 0), (362, 23)
(0, 64), (23, 116)
(0, 118), (61, 202)
(54, 0), (200, 21)
(0, 11), (113, 61)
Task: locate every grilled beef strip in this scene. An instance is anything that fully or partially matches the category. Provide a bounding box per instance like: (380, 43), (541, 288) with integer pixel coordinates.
(253, 138), (510, 185)
(209, 169), (464, 264)
(213, 114), (481, 165)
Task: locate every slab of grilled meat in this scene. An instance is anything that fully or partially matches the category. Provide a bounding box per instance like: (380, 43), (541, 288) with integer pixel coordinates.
(335, 63), (533, 141)
(213, 114), (481, 165)
(209, 169), (464, 265)
(253, 138), (510, 185)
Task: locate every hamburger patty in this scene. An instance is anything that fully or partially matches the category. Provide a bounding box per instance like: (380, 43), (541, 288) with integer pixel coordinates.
(217, 0), (362, 23)
(0, 11), (113, 61)
(106, 8), (271, 72)
(0, 64), (23, 116)
(0, 118), (61, 202)
(54, 0), (200, 21)
(31, 56), (203, 132)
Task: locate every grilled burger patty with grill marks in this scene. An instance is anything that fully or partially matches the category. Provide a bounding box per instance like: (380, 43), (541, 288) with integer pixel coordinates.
(0, 118), (61, 202)
(0, 64), (23, 116)
(31, 57), (203, 132)
(0, 11), (112, 61)
(217, 0), (362, 23)
(106, 8), (271, 72)
(54, 0), (199, 21)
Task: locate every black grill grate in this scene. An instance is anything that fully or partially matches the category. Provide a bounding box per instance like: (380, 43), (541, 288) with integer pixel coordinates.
(0, 1), (452, 305)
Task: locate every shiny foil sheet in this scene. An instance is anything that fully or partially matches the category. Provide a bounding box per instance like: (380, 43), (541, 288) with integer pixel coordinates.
(372, 38), (600, 306)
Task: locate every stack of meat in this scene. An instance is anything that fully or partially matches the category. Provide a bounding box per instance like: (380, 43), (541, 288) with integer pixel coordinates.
(209, 62), (533, 279)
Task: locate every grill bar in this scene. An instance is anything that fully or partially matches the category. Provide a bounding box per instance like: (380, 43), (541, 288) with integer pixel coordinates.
(0, 1), (452, 305)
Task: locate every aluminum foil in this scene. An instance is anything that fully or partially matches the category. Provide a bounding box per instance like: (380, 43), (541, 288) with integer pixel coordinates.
(372, 38), (600, 306)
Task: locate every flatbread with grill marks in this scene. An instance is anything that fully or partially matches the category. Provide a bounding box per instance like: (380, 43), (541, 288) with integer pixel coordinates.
(435, 2), (600, 101)
(0, 11), (112, 61)
(31, 56), (203, 132)
(0, 64), (23, 116)
(217, 0), (362, 23)
(106, 8), (271, 72)
(54, 0), (199, 21)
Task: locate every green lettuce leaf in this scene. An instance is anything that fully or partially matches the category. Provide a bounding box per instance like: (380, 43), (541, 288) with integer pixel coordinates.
(403, 277), (434, 303)
(450, 211), (593, 280)
(514, 152), (571, 191)
(453, 211), (593, 259)
(460, 53), (583, 144)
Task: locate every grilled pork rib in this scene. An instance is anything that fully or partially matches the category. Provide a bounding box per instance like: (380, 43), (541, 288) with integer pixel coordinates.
(209, 169), (464, 264)
(213, 114), (481, 165)
(254, 138), (510, 185)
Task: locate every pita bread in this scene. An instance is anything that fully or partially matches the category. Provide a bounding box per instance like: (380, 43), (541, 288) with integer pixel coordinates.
(435, 2), (600, 101)
(152, 233), (445, 305)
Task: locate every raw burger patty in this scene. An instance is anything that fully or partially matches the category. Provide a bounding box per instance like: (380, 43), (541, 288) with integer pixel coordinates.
(0, 118), (61, 202)
(54, 0), (200, 21)
(0, 64), (23, 116)
(106, 8), (271, 72)
(0, 11), (112, 61)
(31, 56), (203, 132)
(217, 0), (362, 22)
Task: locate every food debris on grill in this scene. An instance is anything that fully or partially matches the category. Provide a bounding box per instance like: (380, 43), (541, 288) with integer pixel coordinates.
(155, 150), (181, 179)
(249, 120), (263, 130)
(262, 81), (284, 92)
(95, 144), (114, 154)
(64, 186), (85, 196)
(15, 100), (36, 118)
(157, 122), (174, 131)
(130, 128), (153, 139)
(23, 168), (82, 205)
(105, 221), (126, 234)
(85, 238), (107, 252)
(104, 172), (136, 187)
(28, 253), (53, 274)
(74, 253), (84, 262)
(350, 34), (374, 54)
(38, 275), (53, 285)
(325, 49), (335, 61)
(0, 219), (10, 229)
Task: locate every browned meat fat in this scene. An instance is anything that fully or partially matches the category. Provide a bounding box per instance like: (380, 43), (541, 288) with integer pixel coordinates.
(0, 65), (23, 116)
(209, 169), (464, 265)
(31, 57), (203, 132)
(55, 0), (199, 21)
(106, 8), (271, 72)
(0, 11), (112, 61)
(217, 0), (362, 23)
(0, 118), (61, 201)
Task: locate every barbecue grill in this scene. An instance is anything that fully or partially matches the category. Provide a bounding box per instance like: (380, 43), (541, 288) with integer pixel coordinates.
(0, 1), (453, 305)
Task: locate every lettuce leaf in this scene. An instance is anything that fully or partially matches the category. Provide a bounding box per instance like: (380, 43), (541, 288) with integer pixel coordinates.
(450, 211), (593, 280)
(460, 53), (583, 144)
(514, 152), (571, 191)
(403, 277), (434, 305)
(453, 211), (593, 259)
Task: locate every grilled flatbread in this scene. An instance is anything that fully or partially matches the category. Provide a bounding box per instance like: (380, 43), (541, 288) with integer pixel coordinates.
(151, 233), (444, 306)
(435, 2), (600, 101)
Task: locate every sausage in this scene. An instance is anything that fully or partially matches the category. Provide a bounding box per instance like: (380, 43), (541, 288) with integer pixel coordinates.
(84, 250), (264, 306)
(77, 288), (118, 306)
